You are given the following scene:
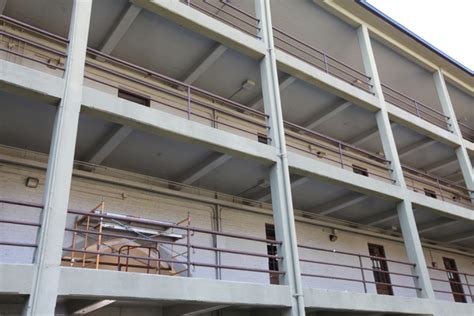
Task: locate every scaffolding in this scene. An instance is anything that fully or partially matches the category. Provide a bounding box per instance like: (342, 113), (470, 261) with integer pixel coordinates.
(62, 201), (191, 276)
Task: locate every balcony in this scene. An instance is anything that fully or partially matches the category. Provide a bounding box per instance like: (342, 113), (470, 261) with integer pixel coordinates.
(182, 0), (373, 94)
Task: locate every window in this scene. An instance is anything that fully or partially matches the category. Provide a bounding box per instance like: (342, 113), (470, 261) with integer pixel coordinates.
(443, 257), (466, 303)
(424, 188), (437, 199)
(265, 224), (279, 285)
(118, 89), (150, 107)
(353, 165), (369, 177)
(368, 244), (393, 296)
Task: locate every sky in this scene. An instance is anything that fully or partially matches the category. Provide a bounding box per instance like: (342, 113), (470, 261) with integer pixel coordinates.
(367, 0), (474, 71)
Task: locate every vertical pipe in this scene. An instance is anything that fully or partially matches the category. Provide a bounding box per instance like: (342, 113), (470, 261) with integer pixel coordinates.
(323, 53), (329, 73)
(187, 86), (192, 120)
(338, 143), (344, 169)
(186, 226), (191, 277)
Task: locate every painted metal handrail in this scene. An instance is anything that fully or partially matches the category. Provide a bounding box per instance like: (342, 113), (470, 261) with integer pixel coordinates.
(63, 208), (283, 281)
(298, 244), (420, 294)
(182, 0), (260, 38)
(381, 83), (450, 130)
(272, 26), (373, 93)
(458, 121), (474, 143)
(428, 266), (474, 301)
(0, 199), (43, 262)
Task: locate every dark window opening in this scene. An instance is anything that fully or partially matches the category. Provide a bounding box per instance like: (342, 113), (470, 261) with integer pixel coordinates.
(118, 89), (150, 107)
(368, 244), (393, 296)
(443, 257), (466, 303)
(353, 165), (369, 177)
(258, 133), (268, 144)
(265, 223), (279, 285)
(424, 188), (437, 199)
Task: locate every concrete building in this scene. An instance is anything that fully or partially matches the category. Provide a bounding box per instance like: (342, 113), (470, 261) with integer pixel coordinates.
(0, 0), (472, 315)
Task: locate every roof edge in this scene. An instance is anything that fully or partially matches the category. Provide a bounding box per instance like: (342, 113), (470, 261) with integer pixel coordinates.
(357, 0), (473, 77)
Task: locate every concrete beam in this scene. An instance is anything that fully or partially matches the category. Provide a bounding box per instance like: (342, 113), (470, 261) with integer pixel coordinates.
(361, 209), (397, 226)
(132, 0), (265, 59)
(178, 153), (232, 185)
(287, 151), (404, 201)
(313, 193), (369, 215)
(398, 139), (436, 158)
(249, 75), (295, 109)
(86, 125), (133, 165)
(303, 101), (352, 130)
(181, 44), (227, 84)
(409, 190), (473, 222)
(445, 230), (474, 243)
(58, 268), (292, 307)
(303, 287), (433, 315)
(81, 87), (277, 166)
(257, 176), (310, 202)
(423, 156), (458, 173)
(349, 123), (397, 146)
(100, 4), (141, 54)
(417, 218), (456, 234)
(164, 304), (229, 316)
(72, 300), (116, 315)
(0, 264), (34, 295)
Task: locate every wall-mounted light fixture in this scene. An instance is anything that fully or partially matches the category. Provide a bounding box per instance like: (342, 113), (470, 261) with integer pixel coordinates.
(25, 177), (39, 188)
(329, 228), (338, 242)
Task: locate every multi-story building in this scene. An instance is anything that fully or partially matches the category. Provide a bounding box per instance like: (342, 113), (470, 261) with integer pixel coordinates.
(0, 0), (472, 315)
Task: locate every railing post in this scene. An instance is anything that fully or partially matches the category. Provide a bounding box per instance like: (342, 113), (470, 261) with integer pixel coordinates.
(358, 255), (367, 293)
(435, 178), (444, 201)
(338, 143), (344, 169)
(187, 86), (192, 120)
(465, 273), (473, 301)
(414, 100), (421, 118)
(186, 226), (191, 277)
(323, 53), (329, 73)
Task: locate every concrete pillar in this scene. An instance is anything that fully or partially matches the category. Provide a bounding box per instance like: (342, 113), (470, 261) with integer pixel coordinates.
(255, 1), (305, 315)
(433, 70), (474, 196)
(25, 1), (93, 315)
(357, 25), (435, 300)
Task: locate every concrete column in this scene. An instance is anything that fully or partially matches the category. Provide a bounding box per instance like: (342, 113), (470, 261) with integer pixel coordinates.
(25, 1), (93, 315)
(357, 25), (435, 300)
(433, 70), (474, 196)
(255, 1), (305, 315)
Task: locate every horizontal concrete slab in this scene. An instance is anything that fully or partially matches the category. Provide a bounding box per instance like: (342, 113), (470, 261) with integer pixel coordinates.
(0, 264), (34, 295)
(81, 87), (277, 165)
(408, 190), (474, 222)
(287, 151), (405, 201)
(58, 268), (292, 307)
(303, 287), (434, 315)
(275, 49), (381, 113)
(0, 60), (63, 103)
(464, 139), (474, 155)
(386, 102), (460, 148)
(132, 0), (265, 60)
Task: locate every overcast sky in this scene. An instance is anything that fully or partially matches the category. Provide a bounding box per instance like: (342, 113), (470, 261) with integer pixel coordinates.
(367, 0), (474, 71)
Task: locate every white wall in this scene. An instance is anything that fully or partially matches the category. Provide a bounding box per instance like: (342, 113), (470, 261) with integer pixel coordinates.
(0, 162), (473, 300)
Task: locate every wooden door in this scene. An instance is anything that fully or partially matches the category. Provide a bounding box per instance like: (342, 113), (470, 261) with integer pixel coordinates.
(443, 257), (466, 303)
(368, 244), (393, 295)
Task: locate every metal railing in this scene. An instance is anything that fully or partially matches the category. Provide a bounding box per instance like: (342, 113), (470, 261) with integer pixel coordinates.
(62, 207), (283, 281)
(0, 199), (43, 263)
(429, 266), (474, 302)
(402, 165), (474, 209)
(458, 121), (474, 143)
(0, 15), (68, 73)
(182, 0), (260, 38)
(284, 121), (394, 183)
(381, 83), (451, 130)
(272, 26), (373, 93)
(298, 244), (420, 294)
(84, 48), (270, 141)
(0, 15), (270, 142)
